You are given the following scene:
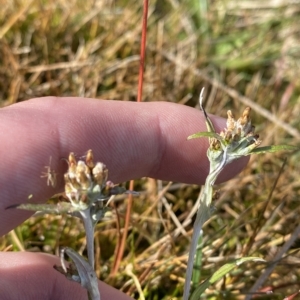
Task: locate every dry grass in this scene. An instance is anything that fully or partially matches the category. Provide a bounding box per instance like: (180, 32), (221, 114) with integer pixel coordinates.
(1, 0), (300, 299)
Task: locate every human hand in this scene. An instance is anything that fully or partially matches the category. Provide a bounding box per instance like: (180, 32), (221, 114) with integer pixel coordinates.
(0, 97), (248, 299)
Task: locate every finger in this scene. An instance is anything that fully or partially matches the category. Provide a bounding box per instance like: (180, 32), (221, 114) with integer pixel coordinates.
(0, 97), (248, 234)
(0, 252), (133, 300)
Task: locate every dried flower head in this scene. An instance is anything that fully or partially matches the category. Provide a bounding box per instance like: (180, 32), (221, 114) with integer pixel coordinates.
(211, 107), (262, 160)
(64, 150), (120, 209)
(188, 90), (264, 173)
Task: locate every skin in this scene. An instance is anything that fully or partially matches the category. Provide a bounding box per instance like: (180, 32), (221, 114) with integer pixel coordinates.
(0, 97), (248, 300)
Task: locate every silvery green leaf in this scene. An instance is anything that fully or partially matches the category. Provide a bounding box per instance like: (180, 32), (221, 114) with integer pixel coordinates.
(7, 202), (80, 214)
(187, 131), (223, 142)
(250, 145), (298, 154)
(59, 247), (100, 300)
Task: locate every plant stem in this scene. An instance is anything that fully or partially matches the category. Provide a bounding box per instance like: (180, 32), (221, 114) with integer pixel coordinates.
(183, 150), (227, 300)
(80, 208), (95, 268)
(191, 230), (203, 290)
(183, 183), (211, 300)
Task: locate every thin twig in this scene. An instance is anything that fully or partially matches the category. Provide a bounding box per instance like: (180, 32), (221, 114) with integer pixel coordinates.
(161, 194), (188, 237)
(110, 203), (122, 276)
(242, 158), (288, 256)
(126, 264), (145, 300)
(112, 0), (149, 275)
(112, 181), (134, 275)
(137, 0), (149, 103)
(246, 223), (300, 300)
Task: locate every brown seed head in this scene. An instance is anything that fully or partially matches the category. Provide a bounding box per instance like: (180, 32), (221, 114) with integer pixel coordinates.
(224, 131), (232, 143)
(240, 107), (251, 125)
(76, 161), (91, 190)
(86, 149), (95, 169)
(227, 110), (235, 132)
(68, 152), (77, 166)
(211, 138), (221, 150)
(68, 153), (77, 177)
(92, 162), (108, 187)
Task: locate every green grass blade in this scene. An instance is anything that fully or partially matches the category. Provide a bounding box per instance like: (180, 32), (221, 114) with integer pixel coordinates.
(189, 257), (264, 300)
(191, 231), (203, 293)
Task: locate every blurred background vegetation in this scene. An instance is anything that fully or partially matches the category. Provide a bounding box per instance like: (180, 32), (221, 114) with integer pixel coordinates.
(1, 0), (300, 299)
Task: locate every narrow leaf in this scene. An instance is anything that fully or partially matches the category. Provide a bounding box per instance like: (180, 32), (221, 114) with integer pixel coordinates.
(187, 131), (222, 141)
(191, 231), (203, 290)
(8, 202), (80, 214)
(189, 257), (264, 300)
(250, 145), (298, 155)
(58, 247), (100, 300)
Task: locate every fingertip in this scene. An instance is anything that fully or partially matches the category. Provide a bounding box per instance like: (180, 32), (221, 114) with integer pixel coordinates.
(0, 252), (133, 300)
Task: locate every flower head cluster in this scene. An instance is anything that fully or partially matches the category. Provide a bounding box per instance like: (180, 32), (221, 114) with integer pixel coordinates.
(210, 107), (262, 158)
(11, 149), (125, 218)
(64, 150), (125, 209)
(188, 89), (264, 169)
